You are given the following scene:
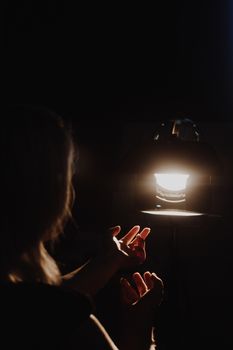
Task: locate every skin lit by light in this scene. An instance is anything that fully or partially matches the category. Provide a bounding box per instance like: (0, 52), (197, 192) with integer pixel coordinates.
(154, 173), (190, 191)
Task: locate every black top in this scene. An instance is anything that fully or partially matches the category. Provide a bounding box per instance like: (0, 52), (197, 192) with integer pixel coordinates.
(0, 282), (93, 349)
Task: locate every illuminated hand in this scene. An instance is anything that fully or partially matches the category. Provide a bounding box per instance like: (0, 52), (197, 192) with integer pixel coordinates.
(109, 225), (151, 269)
(120, 271), (164, 307)
(119, 272), (164, 349)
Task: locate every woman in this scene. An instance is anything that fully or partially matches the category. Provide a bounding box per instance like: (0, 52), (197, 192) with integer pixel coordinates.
(0, 105), (163, 349)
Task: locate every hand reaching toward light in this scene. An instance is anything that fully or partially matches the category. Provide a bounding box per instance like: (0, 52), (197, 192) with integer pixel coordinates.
(120, 271), (164, 307)
(62, 226), (152, 297)
(118, 271), (164, 350)
(108, 225), (151, 269)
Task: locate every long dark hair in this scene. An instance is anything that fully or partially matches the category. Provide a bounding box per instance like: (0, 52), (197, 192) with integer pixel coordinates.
(0, 105), (75, 284)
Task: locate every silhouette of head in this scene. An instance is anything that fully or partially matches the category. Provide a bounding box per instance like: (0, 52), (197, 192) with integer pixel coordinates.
(0, 105), (75, 284)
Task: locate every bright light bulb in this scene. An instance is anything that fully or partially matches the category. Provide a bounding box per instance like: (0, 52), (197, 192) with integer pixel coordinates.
(154, 173), (190, 191)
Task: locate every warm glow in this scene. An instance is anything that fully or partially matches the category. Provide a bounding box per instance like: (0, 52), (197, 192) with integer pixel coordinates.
(141, 209), (203, 217)
(154, 173), (190, 191)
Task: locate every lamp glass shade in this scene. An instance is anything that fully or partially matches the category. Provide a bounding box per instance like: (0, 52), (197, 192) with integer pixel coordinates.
(154, 173), (189, 191)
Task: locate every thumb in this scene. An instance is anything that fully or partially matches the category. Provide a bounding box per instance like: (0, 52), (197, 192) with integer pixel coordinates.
(109, 225), (121, 237)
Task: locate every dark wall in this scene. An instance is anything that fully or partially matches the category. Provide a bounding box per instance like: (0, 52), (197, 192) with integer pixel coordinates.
(4, 1), (233, 120)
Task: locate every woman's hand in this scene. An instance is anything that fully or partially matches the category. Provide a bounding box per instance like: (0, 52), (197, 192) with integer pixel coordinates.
(120, 271), (164, 308)
(107, 225), (151, 269)
(118, 271), (164, 350)
(62, 226), (152, 297)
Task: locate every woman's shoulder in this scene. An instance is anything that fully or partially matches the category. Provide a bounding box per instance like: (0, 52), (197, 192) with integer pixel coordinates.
(0, 282), (94, 349)
(0, 281), (93, 325)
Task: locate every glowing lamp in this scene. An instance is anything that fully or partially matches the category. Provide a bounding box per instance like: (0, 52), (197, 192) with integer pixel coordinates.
(154, 173), (190, 205)
(138, 118), (221, 216)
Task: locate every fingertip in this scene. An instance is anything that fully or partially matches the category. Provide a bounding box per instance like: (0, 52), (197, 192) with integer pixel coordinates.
(110, 225), (121, 236)
(132, 271), (141, 279)
(151, 272), (163, 284)
(144, 271), (152, 277)
(111, 225), (121, 230)
(120, 277), (131, 286)
(151, 272), (159, 279)
(139, 227), (151, 239)
(120, 278), (127, 288)
(143, 271), (152, 281)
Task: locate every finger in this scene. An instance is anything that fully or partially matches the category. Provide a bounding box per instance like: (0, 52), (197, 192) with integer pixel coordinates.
(129, 237), (146, 263)
(133, 272), (148, 297)
(143, 271), (154, 290)
(133, 274), (164, 312)
(137, 227), (151, 240)
(151, 273), (164, 289)
(121, 226), (140, 245)
(109, 226), (121, 236)
(120, 277), (139, 305)
(130, 227), (150, 245)
(130, 235), (145, 251)
(150, 273), (164, 304)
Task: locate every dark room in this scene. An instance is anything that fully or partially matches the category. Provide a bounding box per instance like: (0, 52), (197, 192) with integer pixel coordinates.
(3, 1), (233, 349)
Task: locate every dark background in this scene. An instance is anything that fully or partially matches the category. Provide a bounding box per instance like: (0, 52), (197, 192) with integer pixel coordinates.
(4, 1), (233, 349)
(4, 1), (233, 121)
